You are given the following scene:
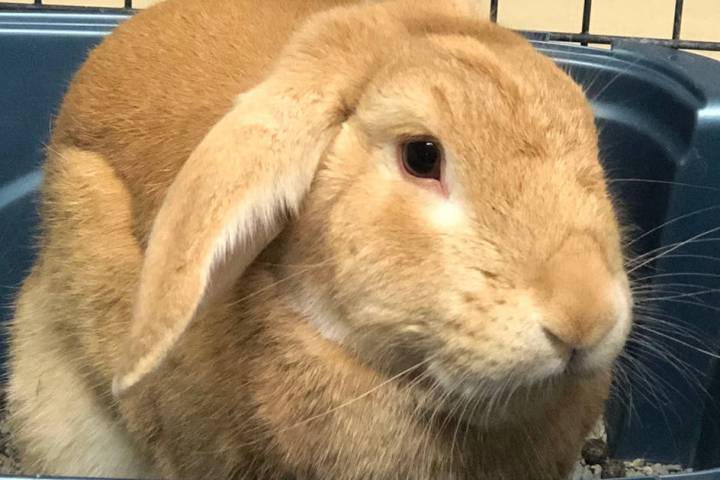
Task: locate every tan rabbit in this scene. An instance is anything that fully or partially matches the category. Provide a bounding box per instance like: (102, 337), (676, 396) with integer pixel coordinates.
(6, 0), (633, 478)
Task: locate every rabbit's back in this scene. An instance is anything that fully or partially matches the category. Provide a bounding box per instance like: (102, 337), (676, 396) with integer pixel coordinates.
(52, 0), (351, 243)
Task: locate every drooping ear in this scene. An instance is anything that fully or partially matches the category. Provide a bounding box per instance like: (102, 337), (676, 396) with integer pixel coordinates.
(111, 89), (337, 396)
(112, 3), (401, 396)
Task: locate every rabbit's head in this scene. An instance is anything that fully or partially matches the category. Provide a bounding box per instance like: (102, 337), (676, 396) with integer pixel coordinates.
(113, 0), (632, 420)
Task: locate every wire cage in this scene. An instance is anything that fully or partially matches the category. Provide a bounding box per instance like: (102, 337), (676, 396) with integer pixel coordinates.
(1, 0), (720, 479)
(1, 0), (720, 51)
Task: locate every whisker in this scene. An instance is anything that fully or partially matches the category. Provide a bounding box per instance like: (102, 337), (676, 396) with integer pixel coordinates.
(587, 56), (645, 103)
(632, 281), (720, 292)
(610, 359), (639, 420)
(627, 237), (720, 267)
(627, 225), (720, 274)
(634, 290), (716, 308)
(634, 272), (720, 282)
(622, 357), (677, 416)
(632, 314), (709, 344)
(661, 298), (720, 312)
(633, 326), (720, 360)
(633, 254), (720, 264)
(449, 376), (476, 470)
(626, 330), (710, 388)
(608, 178), (720, 193)
(225, 260), (333, 307)
(232, 354), (438, 449)
(641, 288), (720, 302)
(625, 205), (720, 247)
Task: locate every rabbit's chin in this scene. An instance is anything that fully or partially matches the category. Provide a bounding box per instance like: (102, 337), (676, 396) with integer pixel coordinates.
(418, 358), (611, 428)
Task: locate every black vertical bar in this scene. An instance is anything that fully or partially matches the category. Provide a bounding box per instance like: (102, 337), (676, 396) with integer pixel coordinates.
(489, 0), (498, 22)
(124, 0), (132, 8)
(34, 0), (41, 5)
(672, 0), (684, 40)
(580, 0), (592, 46)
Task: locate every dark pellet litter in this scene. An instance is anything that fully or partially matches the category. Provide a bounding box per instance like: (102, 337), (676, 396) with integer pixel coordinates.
(582, 438), (609, 466)
(601, 459), (626, 479)
(0, 415), (20, 475)
(0, 413), (697, 478)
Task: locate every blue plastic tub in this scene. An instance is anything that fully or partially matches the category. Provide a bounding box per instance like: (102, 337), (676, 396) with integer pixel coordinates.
(1, 10), (719, 480)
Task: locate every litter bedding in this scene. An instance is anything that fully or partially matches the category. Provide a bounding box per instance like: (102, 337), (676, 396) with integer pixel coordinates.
(0, 415), (693, 479)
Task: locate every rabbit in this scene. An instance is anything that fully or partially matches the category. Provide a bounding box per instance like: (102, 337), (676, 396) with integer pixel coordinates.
(5, 0), (634, 478)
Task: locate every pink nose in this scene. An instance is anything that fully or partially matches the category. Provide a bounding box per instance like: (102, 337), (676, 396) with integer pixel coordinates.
(533, 234), (618, 350)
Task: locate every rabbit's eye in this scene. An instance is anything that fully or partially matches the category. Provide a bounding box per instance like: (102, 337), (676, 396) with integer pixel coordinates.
(401, 139), (442, 180)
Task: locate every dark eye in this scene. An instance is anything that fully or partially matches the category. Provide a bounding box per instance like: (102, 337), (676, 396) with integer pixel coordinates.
(401, 139), (443, 180)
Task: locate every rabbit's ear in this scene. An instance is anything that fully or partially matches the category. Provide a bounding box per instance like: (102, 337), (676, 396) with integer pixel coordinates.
(112, 77), (352, 396)
(112, 1), (406, 396)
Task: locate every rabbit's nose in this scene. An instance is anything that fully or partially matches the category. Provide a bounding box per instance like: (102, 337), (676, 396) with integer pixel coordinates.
(533, 233), (619, 351)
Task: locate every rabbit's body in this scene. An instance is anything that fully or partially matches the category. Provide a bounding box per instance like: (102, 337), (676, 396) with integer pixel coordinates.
(7, 0), (632, 478)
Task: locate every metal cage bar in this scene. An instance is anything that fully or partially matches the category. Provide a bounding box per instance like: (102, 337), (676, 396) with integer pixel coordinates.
(489, 0), (498, 23)
(673, 0), (684, 40)
(580, 0), (592, 46)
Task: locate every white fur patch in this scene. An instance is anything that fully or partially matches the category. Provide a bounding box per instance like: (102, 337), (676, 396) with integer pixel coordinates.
(289, 288), (350, 344)
(11, 289), (156, 478)
(112, 332), (177, 396)
(428, 199), (466, 230)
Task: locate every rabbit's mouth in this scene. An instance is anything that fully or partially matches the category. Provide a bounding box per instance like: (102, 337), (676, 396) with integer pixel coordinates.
(562, 348), (607, 379)
(561, 349), (601, 379)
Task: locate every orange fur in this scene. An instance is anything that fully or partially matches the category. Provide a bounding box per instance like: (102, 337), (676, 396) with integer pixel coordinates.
(6, 0), (632, 478)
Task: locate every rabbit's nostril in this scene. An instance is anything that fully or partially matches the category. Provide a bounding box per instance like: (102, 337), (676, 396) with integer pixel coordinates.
(542, 325), (563, 347)
(542, 325), (576, 356)
(543, 325), (586, 370)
